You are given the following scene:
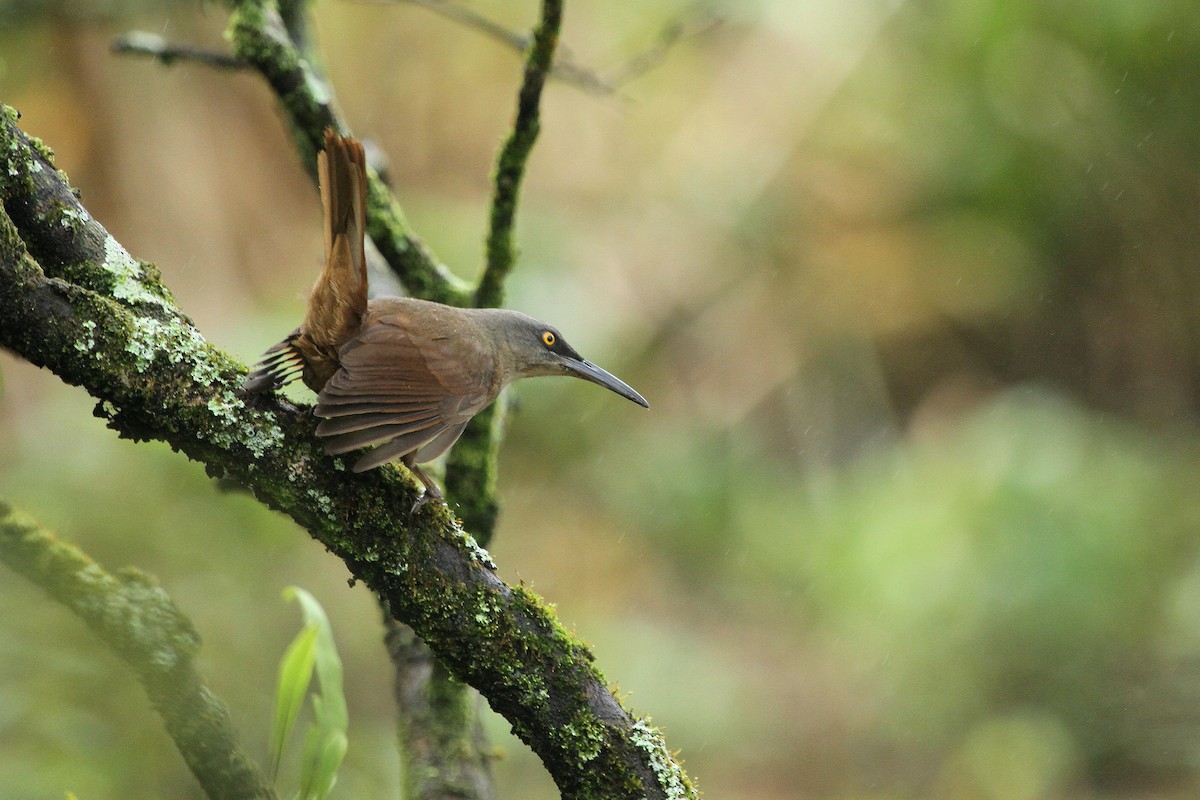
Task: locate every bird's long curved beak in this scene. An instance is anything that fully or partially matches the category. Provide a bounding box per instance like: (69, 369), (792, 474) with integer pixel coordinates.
(563, 357), (650, 408)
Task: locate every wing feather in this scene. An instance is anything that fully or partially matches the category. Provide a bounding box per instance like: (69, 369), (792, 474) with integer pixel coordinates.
(322, 418), (444, 455)
(316, 409), (442, 437)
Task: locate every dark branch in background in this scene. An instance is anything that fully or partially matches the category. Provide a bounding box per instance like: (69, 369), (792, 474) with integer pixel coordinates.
(385, 617), (495, 800)
(0, 101), (693, 799)
(0, 501), (276, 800)
(111, 32), (248, 69)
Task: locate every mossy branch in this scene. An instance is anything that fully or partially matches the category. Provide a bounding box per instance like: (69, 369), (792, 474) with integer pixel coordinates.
(441, 6), (563, 776)
(475, 0), (563, 310)
(0, 500), (277, 800)
(444, 0), (563, 553)
(0, 106), (696, 800)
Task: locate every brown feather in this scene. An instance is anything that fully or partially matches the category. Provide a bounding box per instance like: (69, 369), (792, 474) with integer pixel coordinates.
(312, 298), (500, 465)
(244, 131), (369, 395)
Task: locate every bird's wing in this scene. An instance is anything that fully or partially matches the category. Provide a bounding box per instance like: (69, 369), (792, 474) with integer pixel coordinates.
(313, 314), (494, 471)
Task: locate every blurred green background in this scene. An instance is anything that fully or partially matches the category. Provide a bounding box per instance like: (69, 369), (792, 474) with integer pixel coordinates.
(3, 1), (1200, 798)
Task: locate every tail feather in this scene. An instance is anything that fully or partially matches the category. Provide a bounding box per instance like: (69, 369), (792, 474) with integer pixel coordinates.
(243, 130), (370, 396)
(305, 131), (369, 356)
(243, 331), (305, 393)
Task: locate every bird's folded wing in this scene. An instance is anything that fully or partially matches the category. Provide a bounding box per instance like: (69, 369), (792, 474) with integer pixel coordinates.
(313, 318), (492, 469)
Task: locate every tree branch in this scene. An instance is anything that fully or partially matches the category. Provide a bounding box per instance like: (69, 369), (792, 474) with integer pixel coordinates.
(0, 106), (696, 800)
(112, 32), (248, 69)
(0, 500), (276, 800)
(384, 617), (495, 800)
(385, 0), (614, 95)
(475, 0), (562, 309)
(443, 0), (564, 552)
(225, 0), (471, 305)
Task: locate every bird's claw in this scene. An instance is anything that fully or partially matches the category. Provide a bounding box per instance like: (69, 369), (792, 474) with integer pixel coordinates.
(409, 489), (446, 516)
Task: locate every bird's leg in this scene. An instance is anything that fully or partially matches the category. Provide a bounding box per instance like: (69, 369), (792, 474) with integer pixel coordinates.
(402, 454), (445, 514)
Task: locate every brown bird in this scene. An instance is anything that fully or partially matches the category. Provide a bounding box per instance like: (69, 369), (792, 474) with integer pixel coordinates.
(244, 130), (648, 505)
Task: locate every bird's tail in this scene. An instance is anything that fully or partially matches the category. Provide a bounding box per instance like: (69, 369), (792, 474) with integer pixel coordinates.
(243, 130), (369, 395)
(304, 129), (369, 357)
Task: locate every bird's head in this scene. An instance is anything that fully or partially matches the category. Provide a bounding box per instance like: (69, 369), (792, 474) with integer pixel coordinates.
(490, 310), (649, 408)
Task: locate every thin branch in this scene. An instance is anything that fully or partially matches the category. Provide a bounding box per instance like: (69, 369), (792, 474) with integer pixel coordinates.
(475, 0), (562, 309)
(382, 0), (612, 94)
(397, 0), (530, 52)
(112, 31), (248, 70)
(605, 8), (722, 87)
(446, 0), (563, 548)
(0, 500), (276, 800)
(444, 0), (562, 552)
(385, 0), (720, 96)
(0, 104), (696, 800)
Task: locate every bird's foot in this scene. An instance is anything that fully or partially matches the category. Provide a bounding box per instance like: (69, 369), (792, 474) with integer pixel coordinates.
(404, 459), (446, 516)
(409, 489), (446, 516)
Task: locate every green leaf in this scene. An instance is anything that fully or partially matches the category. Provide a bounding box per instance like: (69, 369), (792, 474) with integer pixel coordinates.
(280, 586), (349, 799)
(299, 725), (349, 800)
(285, 586), (348, 731)
(270, 620), (319, 779)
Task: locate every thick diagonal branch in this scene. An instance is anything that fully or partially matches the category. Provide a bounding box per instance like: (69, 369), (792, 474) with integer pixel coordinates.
(0, 107), (695, 800)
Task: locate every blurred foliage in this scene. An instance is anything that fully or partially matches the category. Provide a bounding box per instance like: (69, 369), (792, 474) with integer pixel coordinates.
(3, 1), (1200, 799)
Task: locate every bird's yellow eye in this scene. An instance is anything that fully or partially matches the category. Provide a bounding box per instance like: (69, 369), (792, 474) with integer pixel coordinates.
(542, 331), (556, 347)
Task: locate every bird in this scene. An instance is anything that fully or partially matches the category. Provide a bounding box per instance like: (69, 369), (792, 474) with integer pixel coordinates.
(243, 130), (648, 506)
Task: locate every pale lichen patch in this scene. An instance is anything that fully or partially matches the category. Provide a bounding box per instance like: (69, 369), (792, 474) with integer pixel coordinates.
(205, 394), (285, 458)
(306, 488), (334, 516)
(458, 531), (497, 569)
(102, 236), (170, 309)
(206, 394), (244, 421)
(239, 419), (285, 458)
(75, 319), (96, 352)
(124, 316), (216, 384)
(631, 718), (695, 800)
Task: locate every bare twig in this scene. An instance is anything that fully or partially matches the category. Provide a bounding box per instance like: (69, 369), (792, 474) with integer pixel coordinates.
(382, 0), (720, 95)
(605, 8), (722, 87)
(390, 0), (615, 93)
(112, 31), (248, 70)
